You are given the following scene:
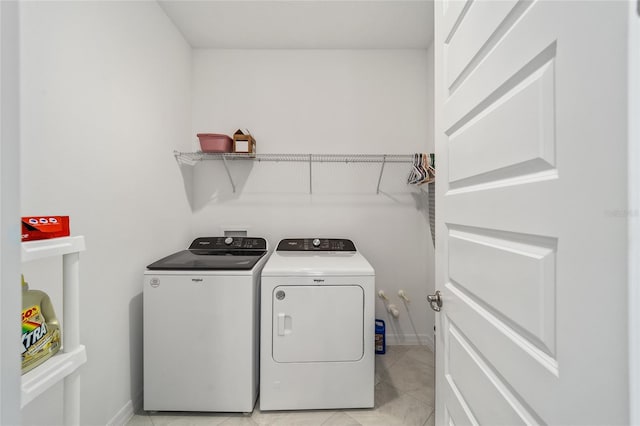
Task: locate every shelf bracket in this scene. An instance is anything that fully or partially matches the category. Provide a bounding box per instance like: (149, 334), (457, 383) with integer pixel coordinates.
(221, 155), (236, 193)
(376, 154), (387, 194)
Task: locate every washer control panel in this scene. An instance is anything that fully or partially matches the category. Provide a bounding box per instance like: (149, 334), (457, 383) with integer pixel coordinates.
(189, 237), (267, 251)
(277, 238), (356, 252)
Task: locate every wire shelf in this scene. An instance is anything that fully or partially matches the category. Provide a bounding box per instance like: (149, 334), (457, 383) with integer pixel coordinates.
(174, 151), (413, 164)
(173, 151), (415, 194)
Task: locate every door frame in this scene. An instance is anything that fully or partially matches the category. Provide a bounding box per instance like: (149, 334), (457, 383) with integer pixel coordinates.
(628, 1), (640, 424)
(0, 0), (21, 424)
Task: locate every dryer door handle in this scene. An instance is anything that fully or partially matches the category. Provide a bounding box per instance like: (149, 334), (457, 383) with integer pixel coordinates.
(278, 313), (286, 336)
(277, 313), (292, 336)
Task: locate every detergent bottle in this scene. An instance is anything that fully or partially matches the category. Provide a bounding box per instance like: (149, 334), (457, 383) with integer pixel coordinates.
(21, 275), (61, 374)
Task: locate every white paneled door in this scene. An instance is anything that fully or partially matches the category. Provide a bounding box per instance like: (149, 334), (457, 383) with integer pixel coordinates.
(434, 1), (630, 425)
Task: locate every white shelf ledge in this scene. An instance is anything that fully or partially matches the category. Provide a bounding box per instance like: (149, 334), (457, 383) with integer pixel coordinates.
(21, 236), (86, 262)
(21, 345), (87, 408)
(20, 235), (87, 423)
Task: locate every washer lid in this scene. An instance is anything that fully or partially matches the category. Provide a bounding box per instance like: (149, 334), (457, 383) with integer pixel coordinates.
(146, 237), (267, 270)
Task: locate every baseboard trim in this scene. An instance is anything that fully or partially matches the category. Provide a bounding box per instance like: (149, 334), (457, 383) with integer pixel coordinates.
(386, 333), (434, 351)
(107, 400), (133, 426)
(107, 391), (142, 426)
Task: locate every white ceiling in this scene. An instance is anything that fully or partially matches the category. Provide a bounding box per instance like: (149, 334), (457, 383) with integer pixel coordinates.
(158, 1), (434, 49)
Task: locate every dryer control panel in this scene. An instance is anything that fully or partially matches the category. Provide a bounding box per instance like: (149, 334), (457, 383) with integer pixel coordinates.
(276, 238), (356, 252)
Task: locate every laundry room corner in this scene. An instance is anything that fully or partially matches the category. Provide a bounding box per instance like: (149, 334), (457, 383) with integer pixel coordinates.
(189, 47), (436, 349)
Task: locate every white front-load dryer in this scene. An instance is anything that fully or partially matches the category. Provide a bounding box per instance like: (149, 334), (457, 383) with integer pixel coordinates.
(260, 238), (375, 411)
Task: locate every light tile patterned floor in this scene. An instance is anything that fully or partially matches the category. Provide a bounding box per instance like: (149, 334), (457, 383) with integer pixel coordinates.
(127, 345), (435, 426)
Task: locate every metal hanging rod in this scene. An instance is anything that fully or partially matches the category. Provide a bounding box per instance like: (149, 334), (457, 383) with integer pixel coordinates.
(173, 151), (414, 194)
(174, 151), (413, 164)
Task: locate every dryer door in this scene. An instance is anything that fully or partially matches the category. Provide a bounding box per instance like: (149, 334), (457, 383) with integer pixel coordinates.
(272, 285), (364, 363)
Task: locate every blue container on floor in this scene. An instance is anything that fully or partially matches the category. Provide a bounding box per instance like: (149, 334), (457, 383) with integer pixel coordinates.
(375, 319), (386, 354)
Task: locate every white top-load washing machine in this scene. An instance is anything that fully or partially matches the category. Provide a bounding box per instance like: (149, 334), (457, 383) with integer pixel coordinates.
(260, 238), (375, 411)
(143, 237), (269, 413)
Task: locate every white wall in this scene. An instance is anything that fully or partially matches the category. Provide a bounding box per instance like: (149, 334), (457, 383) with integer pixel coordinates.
(190, 49), (435, 345)
(20, 2), (192, 425)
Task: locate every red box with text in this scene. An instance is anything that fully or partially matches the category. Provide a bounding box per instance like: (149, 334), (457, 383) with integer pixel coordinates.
(21, 216), (70, 242)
